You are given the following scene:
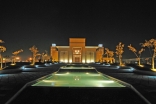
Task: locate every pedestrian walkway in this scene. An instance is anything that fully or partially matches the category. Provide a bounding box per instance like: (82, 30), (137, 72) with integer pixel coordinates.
(96, 68), (156, 104)
(0, 64), (60, 104)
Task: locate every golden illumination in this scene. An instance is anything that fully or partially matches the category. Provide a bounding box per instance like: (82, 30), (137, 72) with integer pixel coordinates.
(128, 44), (144, 65)
(12, 49), (23, 65)
(65, 60), (68, 63)
(141, 39), (156, 70)
(103, 48), (115, 63)
(151, 68), (156, 72)
(29, 46), (40, 65)
(139, 65), (144, 67)
(51, 38), (104, 63)
(69, 60), (72, 63)
(91, 60), (94, 62)
(0, 40), (6, 70)
(11, 63), (16, 65)
(86, 60), (90, 63)
(120, 64), (125, 66)
(82, 60), (85, 63)
(115, 42), (124, 66)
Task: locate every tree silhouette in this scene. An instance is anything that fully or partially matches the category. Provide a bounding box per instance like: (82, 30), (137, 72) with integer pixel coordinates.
(41, 50), (48, 63)
(145, 58), (150, 64)
(12, 49), (23, 65)
(29, 45), (40, 65)
(115, 42), (124, 66)
(104, 48), (114, 63)
(0, 40), (6, 69)
(141, 39), (156, 71)
(128, 44), (144, 65)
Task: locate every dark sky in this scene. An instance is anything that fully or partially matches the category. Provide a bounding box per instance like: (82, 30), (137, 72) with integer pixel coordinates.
(0, 0), (156, 60)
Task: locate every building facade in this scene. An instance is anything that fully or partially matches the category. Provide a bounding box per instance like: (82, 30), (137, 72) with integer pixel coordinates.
(50, 38), (104, 63)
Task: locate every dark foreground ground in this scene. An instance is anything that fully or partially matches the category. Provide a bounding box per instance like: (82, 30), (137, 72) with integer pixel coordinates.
(0, 63), (156, 104)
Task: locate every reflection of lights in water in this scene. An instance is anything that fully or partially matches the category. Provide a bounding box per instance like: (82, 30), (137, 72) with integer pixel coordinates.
(97, 84), (104, 87)
(51, 82), (55, 86)
(43, 80), (54, 82)
(74, 76), (80, 80)
(55, 74), (65, 75)
(100, 80), (114, 83)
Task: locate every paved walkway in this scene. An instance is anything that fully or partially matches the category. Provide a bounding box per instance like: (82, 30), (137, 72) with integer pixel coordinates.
(96, 68), (156, 104)
(0, 64), (156, 104)
(0, 65), (60, 104)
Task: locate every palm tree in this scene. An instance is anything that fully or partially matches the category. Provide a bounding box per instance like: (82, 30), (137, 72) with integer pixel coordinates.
(141, 39), (156, 71)
(12, 49), (23, 65)
(128, 44), (144, 66)
(115, 42), (124, 66)
(29, 45), (40, 65)
(0, 40), (6, 69)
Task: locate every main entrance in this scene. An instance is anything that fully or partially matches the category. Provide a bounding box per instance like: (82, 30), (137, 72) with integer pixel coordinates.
(73, 55), (81, 63)
(73, 48), (81, 63)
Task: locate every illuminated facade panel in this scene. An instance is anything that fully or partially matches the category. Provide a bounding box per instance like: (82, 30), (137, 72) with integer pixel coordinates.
(50, 38), (104, 63)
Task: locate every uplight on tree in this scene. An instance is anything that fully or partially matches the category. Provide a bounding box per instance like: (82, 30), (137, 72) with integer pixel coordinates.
(141, 39), (156, 71)
(11, 49), (23, 65)
(29, 45), (40, 65)
(0, 40), (6, 69)
(145, 58), (150, 64)
(128, 44), (144, 66)
(104, 48), (114, 63)
(115, 42), (124, 66)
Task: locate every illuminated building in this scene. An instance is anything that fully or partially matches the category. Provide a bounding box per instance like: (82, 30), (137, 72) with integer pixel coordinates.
(50, 38), (104, 63)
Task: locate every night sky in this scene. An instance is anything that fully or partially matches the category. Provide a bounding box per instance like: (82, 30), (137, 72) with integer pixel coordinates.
(0, 0), (156, 60)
